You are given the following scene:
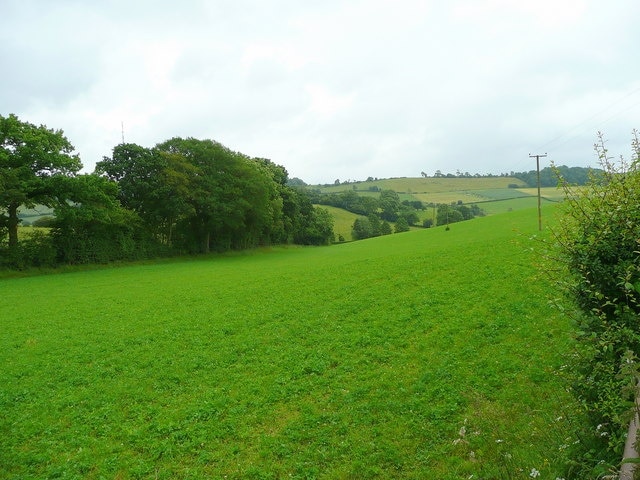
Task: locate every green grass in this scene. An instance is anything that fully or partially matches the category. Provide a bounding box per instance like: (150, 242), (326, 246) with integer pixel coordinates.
(314, 177), (565, 220)
(0, 206), (581, 479)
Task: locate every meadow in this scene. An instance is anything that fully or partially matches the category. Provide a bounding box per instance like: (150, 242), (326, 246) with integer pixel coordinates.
(0, 206), (582, 479)
(315, 177), (562, 221)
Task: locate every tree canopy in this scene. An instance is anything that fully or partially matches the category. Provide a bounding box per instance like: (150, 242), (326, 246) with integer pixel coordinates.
(1, 116), (335, 269)
(0, 113), (81, 248)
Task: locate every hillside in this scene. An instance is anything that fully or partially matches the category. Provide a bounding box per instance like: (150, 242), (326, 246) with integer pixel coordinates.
(313, 177), (565, 207)
(0, 205), (582, 478)
(313, 177), (565, 237)
(313, 205), (360, 241)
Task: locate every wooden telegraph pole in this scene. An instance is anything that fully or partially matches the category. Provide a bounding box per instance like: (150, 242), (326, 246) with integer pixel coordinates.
(529, 153), (547, 231)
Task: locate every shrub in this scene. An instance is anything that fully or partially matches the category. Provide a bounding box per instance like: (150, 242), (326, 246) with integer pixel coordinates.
(547, 131), (640, 477)
(0, 230), (56, 269)
(394, 217), (410, 233)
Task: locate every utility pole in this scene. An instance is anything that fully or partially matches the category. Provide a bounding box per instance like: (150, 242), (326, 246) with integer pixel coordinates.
(121, 121), (125, 144)
(529, 153), (547, 231)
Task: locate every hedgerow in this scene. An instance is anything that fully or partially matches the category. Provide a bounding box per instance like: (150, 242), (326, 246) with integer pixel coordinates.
(546, 131), (640, 478)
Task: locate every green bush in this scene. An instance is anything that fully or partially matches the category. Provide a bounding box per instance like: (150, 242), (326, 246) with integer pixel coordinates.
(547, 131), (640, 478)
(0, 230), (57, 269)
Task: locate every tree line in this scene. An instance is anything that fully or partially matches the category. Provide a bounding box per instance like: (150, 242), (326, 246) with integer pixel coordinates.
(311, 165), (596, 188)
(512, 165), (596, 187)
(0, 114), (334, 269)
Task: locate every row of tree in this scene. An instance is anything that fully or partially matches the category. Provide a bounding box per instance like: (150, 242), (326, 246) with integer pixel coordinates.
(96, 139), (334, 253)
(418, 165), (596, 184)
(0, 114), (334, 269)
(512, 165), (595, 187)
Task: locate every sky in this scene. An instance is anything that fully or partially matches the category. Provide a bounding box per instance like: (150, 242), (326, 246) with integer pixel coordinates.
(2, 0), (640, 184)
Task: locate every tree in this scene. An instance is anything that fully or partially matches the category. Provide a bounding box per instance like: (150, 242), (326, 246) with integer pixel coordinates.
(287, 177), (307, 186)
(51, 174), (143, 264)
(379, 189), (400, 221)
(299, 207), (334, 245)
(0, 114), (81, 249)
(352, 217), (373, 240)
(436, 205), (463, 226)
(155, 137), (283, 253)
(367, 214), (382, 237)
(96, 143), (196, 245)
(394, 217), (410, 233)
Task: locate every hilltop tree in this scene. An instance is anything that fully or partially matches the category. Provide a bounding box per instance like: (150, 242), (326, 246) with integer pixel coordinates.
(0, 114), (81, 249)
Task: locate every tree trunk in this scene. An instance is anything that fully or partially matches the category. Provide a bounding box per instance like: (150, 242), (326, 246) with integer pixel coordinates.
(7, 203), (19, 249)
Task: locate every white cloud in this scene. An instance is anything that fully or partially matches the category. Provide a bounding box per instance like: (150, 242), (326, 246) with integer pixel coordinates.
(1, 0), (639, 183)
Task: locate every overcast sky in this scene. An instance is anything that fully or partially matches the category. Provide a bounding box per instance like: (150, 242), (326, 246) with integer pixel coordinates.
(2, 0), (639, 184)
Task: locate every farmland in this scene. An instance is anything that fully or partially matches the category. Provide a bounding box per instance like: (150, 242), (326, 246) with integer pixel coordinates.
(314, 177), (563, 232)
(0, 205), (583, 479)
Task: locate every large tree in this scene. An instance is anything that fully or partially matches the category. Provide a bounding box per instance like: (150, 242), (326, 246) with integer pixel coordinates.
(0, 114), (81, 249)
(156, 137), (279, 253)
(96, 143), (196, 245)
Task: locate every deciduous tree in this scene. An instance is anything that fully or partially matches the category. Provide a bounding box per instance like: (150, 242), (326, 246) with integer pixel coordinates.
(0, 114), (81, 249)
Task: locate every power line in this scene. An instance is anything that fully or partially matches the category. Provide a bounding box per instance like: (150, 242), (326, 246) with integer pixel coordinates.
(500, 85), (640, 180)
(535, 85), (640, 154)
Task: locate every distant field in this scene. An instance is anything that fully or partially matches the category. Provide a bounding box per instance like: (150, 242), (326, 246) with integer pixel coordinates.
(317, 178), (568, 228)
(0, 205), (582, 478)
(315, 177), (527, 194)
(518, 186), (569, 201)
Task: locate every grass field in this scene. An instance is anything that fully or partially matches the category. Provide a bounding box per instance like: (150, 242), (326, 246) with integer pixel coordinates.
(0, 206), (582, 479)
(314, 178), (566, 225)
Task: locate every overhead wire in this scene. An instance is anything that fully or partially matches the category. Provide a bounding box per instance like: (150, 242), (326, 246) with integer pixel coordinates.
(506, 84), (640, 174)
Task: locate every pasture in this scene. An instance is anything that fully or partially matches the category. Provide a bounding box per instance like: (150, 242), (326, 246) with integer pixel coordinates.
(0, 206), (581, 479)
(315, 177), (564, 222)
